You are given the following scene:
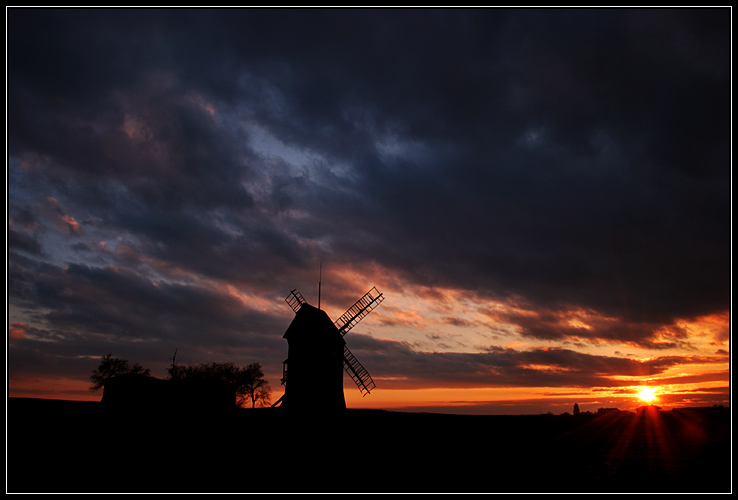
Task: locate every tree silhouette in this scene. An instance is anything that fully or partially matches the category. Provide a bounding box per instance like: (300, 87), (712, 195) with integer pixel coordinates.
(241, 363), (271, 408)
(89, 353), (151, 391)
(166, 357), (271, 408)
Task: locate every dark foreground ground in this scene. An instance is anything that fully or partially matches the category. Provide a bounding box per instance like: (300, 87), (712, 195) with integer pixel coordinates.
(7, 398), (731, 493)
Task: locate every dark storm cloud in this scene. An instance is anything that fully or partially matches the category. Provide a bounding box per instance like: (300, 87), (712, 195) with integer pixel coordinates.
(483, 303), (697, 350)
(8, 225), (42, 255)
(7, 8), (731, 391)
(154, 8), (728, 329)
(8, 250), (291, 383)
(10, 256), (284, 347)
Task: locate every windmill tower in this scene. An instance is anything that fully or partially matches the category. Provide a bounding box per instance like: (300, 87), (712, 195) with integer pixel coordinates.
(275, 286), (384, 410)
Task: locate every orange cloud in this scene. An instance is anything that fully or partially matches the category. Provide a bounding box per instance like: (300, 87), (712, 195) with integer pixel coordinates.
(60, 214), (79, 232)
(44, 196), (81, 234)
(9, 322), (27, 340)
(376, 307), (426, 328)
(675, 311), (730, 344)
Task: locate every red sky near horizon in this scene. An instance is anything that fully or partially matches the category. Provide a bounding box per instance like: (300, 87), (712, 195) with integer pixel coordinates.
(8, 270), (730, 414)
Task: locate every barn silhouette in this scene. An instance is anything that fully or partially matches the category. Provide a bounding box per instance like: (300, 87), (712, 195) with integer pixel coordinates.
(102, 373), (235, 411)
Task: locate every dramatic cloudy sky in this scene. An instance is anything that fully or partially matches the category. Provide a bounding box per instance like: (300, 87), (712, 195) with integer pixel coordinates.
(7, 8), (730, 414)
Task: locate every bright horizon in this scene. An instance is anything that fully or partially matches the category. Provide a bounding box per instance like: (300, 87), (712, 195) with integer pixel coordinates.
(9, 281), (729, 415)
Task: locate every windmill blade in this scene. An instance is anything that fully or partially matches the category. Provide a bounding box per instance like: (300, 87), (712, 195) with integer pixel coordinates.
(343, 345), (376, 396)
(334, 286), (384, 336)
(285, 289), (306, 313)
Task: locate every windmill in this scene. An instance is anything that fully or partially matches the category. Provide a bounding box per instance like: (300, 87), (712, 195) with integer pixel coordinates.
(273, 286), (384, 410)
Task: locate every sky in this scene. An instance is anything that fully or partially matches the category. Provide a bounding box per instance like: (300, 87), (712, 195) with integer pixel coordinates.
(7, 8), (731, 414)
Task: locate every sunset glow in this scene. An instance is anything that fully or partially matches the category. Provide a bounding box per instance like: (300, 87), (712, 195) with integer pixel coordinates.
(8, 9), (730, 416)
(638, 386), (657, 403)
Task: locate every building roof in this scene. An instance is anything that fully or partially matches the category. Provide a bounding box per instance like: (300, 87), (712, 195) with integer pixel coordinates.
(283, 303), (345, 347)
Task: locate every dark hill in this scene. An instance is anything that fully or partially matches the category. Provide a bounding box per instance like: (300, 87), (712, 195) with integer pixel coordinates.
(7, 398), (730, 493)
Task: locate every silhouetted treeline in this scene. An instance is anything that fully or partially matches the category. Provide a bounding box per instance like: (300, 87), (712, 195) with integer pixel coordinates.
(167, 359), (271, 408)
(89, 352), (271, 409)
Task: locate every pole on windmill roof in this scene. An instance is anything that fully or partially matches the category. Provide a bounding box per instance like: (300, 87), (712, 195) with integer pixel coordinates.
(318, 261), (322, 310)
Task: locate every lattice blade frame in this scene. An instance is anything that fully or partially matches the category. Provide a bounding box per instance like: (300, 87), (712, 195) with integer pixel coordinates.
(285, 289), (306, 313)
(343, 345), (376, 396)
(334, 286), (384, 335)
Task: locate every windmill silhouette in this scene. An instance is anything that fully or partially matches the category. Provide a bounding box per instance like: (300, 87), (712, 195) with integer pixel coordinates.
(273, 286), (384, 410)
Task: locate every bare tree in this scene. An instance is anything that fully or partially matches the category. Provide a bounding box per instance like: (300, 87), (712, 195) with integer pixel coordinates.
(241, 363), (271, 408)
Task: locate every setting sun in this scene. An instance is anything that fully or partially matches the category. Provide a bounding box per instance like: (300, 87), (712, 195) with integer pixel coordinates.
(638, 386), (657, 403)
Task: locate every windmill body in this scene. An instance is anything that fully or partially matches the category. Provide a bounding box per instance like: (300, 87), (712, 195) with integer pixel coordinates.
(282, 303), (347, 410)
(277, 287), (384, 410)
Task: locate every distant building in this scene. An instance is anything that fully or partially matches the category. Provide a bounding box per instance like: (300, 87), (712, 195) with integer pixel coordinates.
(573, 403), (580, 415)
(597, 407), (620, 414)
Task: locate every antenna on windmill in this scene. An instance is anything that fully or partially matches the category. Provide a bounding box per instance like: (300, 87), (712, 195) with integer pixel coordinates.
(318, 261), (322, 310)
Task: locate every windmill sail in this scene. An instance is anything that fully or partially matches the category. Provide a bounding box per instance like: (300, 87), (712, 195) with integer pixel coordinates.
(285, 289), (307, 313)
(343, 345), (376, 396)
(334, 286), (384, 336)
